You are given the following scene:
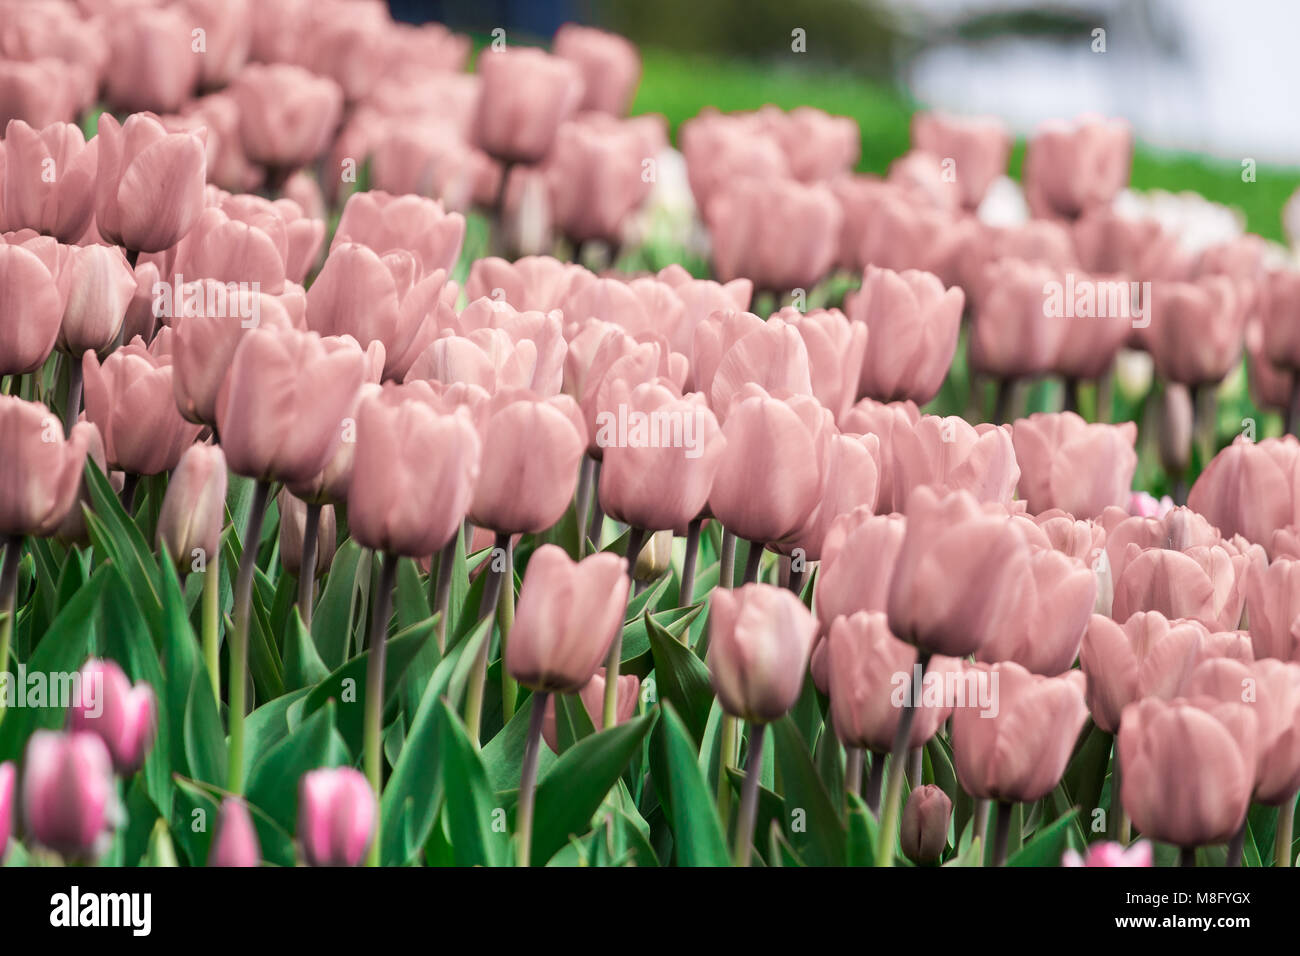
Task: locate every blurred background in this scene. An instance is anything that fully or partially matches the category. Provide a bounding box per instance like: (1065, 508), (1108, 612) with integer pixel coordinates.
(388, 0), (1300, 240)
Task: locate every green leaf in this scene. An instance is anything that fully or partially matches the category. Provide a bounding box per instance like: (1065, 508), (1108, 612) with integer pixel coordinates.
(655, 704), (730, 866)
(83, 460), (163, 638)
(246, 701), (342, 851)
(481, 694), (558, 794)
(846, 791), (877, 866)
(283, 608), (329, 691)
(530, 710), (656, 865)
(310, 539), (365, 669)
(646, 610), (714, 744)
(394, 557), (430, 630)
(438, 702), (510, 867)
(1007, 808), (1079, 867)
(770, 715), (846, 867)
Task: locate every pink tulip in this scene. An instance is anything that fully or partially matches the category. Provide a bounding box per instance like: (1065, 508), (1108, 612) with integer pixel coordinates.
(541, 668), (640, 752)
(839, 397), (921, 513)
(1112, 543), (1251, 633)
(0, 761), (12, 863)
(21, 730), (116, 861)
(952, 661), (1088, 803)
(544, 113), (660, 244)
(968, 258), (1071, 381)
(466, 255), (594, 314)
(774, 430), (881, 562)
(67, 658), (156, 776)
(157, 443), (228, 568)
(95, 112), (206, 253)
(1146, 277), (1244, 386)
(887, 150), (961, 212)
(0, 239), (63, 375)
(976, 547), (1095, 675)
(1073, 207), (1186, 281)
(814, 510), (906, 638)
(681, 111), (789, 213)
(1246, 556), (1300, 661)
(230, 64), (344, 171)
(103, 5), (200, 114)
(901, 784), (953, 864)
(451, 299), (566, 396)
(473, 47), (584, 165)
(0, 59), (78, 130)
(755, 106), (859, 184)
(0, 396), (94, 538)
(776, 307), (868, 423)
(656, 264), (752, 362)
(1023, 114), (1131, 220)
(56, 243), (137, 356)
(1189, 437), (1300, 555)
(697, 313), (813, 420)
(1118, 696), (1255, 848)
(170, 93), (263, 194)
(848, 182), (964, 281)
(0, 120), (97, 241)
(218, 328), (366, 485)
(181, 0), (252, 90)
(553, 23), (640, 116)
(892, 415), (1020, 509)
(208, 797), (260, 867)
(1012, 412), (1137, 518)
(277, 488), (337, 580)
(844, 265), (963, 406)
(708, 583), (817, 723)
(1062, 841), (1153, 867)
(297, 767), (376, 867)
(506, 545), (629, 693)
(332, 190), (465, 279)
(910, 112), (1010, 210)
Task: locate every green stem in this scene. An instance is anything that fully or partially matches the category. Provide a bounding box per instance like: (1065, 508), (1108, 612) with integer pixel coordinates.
(1277, 791), (1297, 867)
(992, 801), (1013, 866)
(63, 356), (83, 436)
(717, 713), (739, 826)
(679, 518), (701, 611)
(741, 540), (763, 585)
(603, 527), (644, 730)
(845, 746), (863, 798)
(297, 503), (320, 629)
(430, 534), (457, 655)
(498, 538), (517, 725)
(0, 535), (22, 729)
(202, 559), (221, 706)
(875, 655), (926, 866)
(733, 722), (767, 866)
(515, 690), (548, 867)
(718, 529), (737, 589)
(362, 551), (398, 867)
(575, 456), (595, 560)
(227, 480), (271, 796)
(464, 532), (507, 745)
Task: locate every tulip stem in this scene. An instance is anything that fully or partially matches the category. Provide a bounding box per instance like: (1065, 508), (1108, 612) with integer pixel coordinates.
(575, 457), (595, 559)
(845, 746), (863, 798)
(1180, 847), (1197, 867)
(1061, 377), (1079, 416)
(1277, 791), (1297, 867)
(63, 358), (83, 436)
(1289, 379), (1300, 440)
(516, 690), (548, 867)
(865, 753), (885, 814)
(1227, 823), (1246, 867)
(788, 564), (805, 597)
(490, 161), (516, 259)
(718, 713), (739, 826)
(742, 541), (763, 585)
(498, 538), (517, 725)
(296, 504), (321, 629)
(227, 480), (271, 796)
(719, 529), (737, 589)
(679, 518), (701, 609)
(431, 535), (457, 654)
(603, 527), (644, 730)
(0, 534), (21, 728)
(586, 461), (605, 550)
(992, 801), (1013, 866)
(993, 378), (1014, 425)
(120, 473), (140, 513)
(362, 550), (398, 866)
(876, 654), (928, 866)
(202, 560), (221, 706)
(972, 798), (990, 854)
(734, 722), (767, 866)
(465, 532), (508, 745)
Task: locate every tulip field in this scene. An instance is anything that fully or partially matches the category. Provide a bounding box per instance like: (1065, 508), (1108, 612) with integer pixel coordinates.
(2, 0), (1300, 882)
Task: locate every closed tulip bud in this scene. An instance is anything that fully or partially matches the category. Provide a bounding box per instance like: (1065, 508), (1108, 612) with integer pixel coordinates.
(893, 415), (1020, 509)
(348, 384), (481, 558)
(230, 64), (344, 171)
(207, 797), (260, 868)
(218, 328), (366, 485)
(470, 392), (586, 535)
(297, 767), (376, 867)
(67, 659), (156, 777)
(901, 784), (952, 864)
(827, 612), (959, 751)
(333, 190), (465, 279)
(0, 396), (94, 538)
(56, 243), (136, 356)
(1062, 841), (1153, 867)
(103, 6), (200, 113)
(1247, 556), (1300, 661)
(1012, 412), (1137, 518)
(597, 382), (724, 533)
(839, 397), (920, 513)
(755, 105), (859, 184)
(1146, 277), (1244, 387)
(708, 583), (817, 723)
(82, 341), (203, 476)
(977, 548), (1096, 676)
(1, 120), (98, 241)
(0, 240), (63, 376)
(277, 488), (336, 580)
(506, 545), (629, 692)
(1189, 437), (1300, 555)
(94, 112), (206, 254)
(473, 47), (584, 164)
(1118, 696), (1255, 849)
(544, 114), (659, 244)
(910, 112), (1010, 210)
(553, 23), (640, 116)
(844, 266), (963, 406)
(22, 730), (117, 861)
(814, 510), (906, 639)
(634, 529), (674, 582)
(887, 487), (1031, 658)
(541, 667), (640, 752)
(0, 761), (11, 862)
(969, 258), (1072, 381)
(952, 662), (1088, 803)
(157, 444), (228, 570)
(1023, 115), (1131, 220)
(181, 0), (252, 90)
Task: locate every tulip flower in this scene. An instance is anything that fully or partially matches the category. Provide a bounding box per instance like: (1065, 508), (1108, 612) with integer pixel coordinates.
(297, 767), (376, 867)
(0, 761), (12, 863)
(754, 105), (860, 184)
(1118, 697), (1255, 862)
(910, 112), (1010, 210)
(472, 47), (584, 166)
(976, 547), (1096, 675)
(21, 730), (117, 861)
(208, 797), (260, 868)
(553, 23), (640, 115)
(540, 668), (640, 753)
(1012, 413), (1138, 518)
(67, 659), (156, 777)
(1062, 842), (1153, 867)
(708, 583), (816, 865)
(507, 545), (629, 866)
(0, 396), (93, 541)
(1247, 555), (1300, 661)
(952, 662), (1088, 863)
(465, 255), (594, 315)
(229, 64), (344, 183)
(94, 112), (206, 255)
(814, 511), (906, 651)
(1022, 114), (1132, 220)
(332, 190), (465, 279)
(0, 239), (63, 378)
(892, 415), (1020, 510)
(1145, 276), (1244, 387)
(82, 340), (203, 477)
(0, 119), (97, 241)
(1188, 436), (1300, 554)
(901, 784), (953, 865)
(1112, 543), (1251, 633)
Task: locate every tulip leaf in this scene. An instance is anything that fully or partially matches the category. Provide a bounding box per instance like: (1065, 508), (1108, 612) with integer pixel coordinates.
(394, 557), (430, 630)
(481, 691), (558, 793)
(653, 703), (731, 866)
(646, 610), (715, 744)
(244, 687), (313, 769)
(1006, 808), (1079, 867)
(437, 701), (510, 867)
(1061, 722), (1113, 828)
(246, 700), (341, 842)
(310, 539), (364, 669)
(846, 791), (878, 866)
(770, 715), (846, 866)
(0, 563), (110, 762)
(283, 608), (330, 691)
(553, 690), (598, 753)
(84, 460), (164, 639)
(529, 710), (656, 866)
(220, 530), (283, 703)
